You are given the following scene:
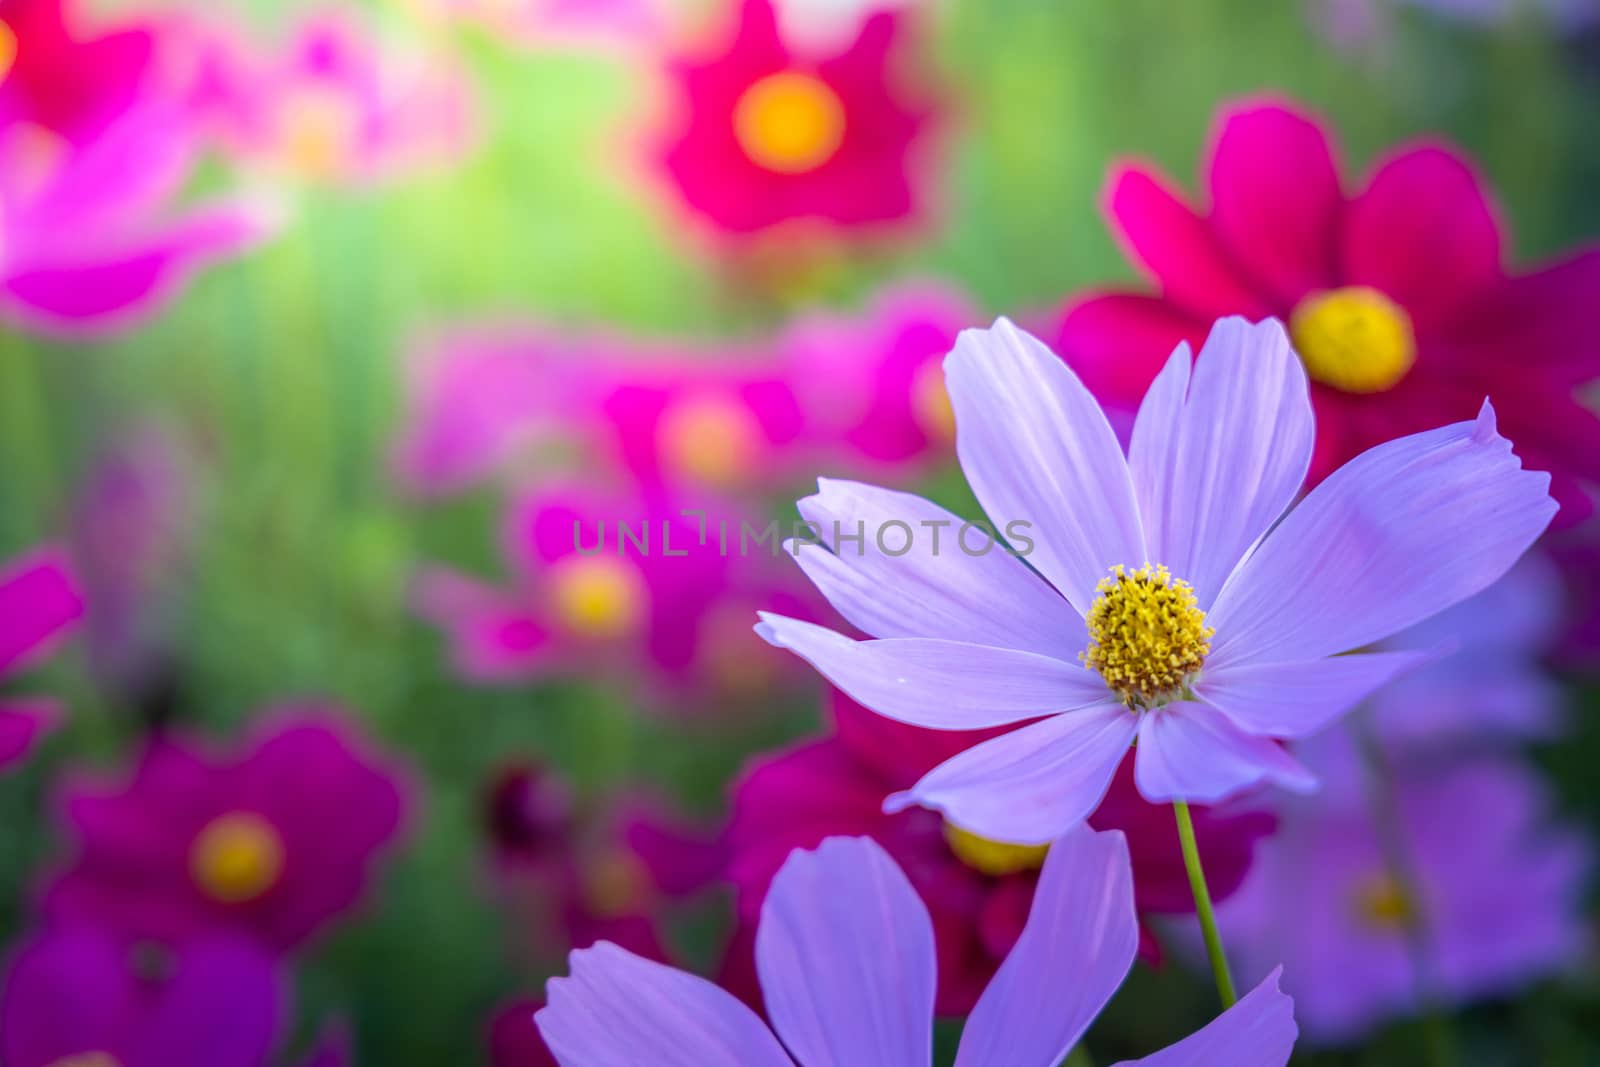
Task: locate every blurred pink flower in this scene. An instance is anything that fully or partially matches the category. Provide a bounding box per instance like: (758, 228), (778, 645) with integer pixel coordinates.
(1215, 736), (1592, 1043)
(651, 0), (936, 239)
(0, 1), (268, 334)
(392, 283), (972, 499)
(0, 926), (285, 1067)
(0, 546), (84, 772)
(1052, 97), (1600, 523)
(46, 709), (409, 953)
(414, 482), (818, 706)
(723, 692), (1276, 1015)
(192, 10), (474, 186)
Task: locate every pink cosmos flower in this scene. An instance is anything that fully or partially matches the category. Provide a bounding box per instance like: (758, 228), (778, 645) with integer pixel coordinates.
(651, 0), (934, 238)
(392, 284), (972, 499)
(536, 831), (1299, 1065)
(757, 315), (1555, 845)
(0, 925), (284, 1067)
(724, 692), (1275, 1014)
(0, 1), (267, 334)
(0, 546), (84, 772)
(1052, 97), (1600, 523)
(1215, 736), (1592, 1043)
(415, 482), (817, 706)
(193, 10), (473, 186)
(45, 709), (409, 953)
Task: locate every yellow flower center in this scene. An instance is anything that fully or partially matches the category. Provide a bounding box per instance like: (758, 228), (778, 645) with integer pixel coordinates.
(0, 21), (18, 82)
(910, 360), (956, 444)
(548, 555), (647, 640)
(47, 1055), (121, 1067)
(583, 849), (650, 917)
(1083, 564), (1213, 708)
(189, 812), (286, 904)
(943, 822), (1050, 877)
(1289, 286), (1416, 394)
(658, 393), (763, 488)
(276, 86), (362, 181)
(733, 72), (846, 174)
(1353, 872), (1416, 931)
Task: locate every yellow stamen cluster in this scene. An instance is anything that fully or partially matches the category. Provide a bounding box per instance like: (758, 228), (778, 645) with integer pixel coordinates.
(943, 822), (1050, 877)
(189, 811), (286, 904)
(733, 72), (846, 174)
(1083, 564), (1213, 708)
(658, 393), (763, 488)
(1289, 286), (1417, 394)
(0, 21), (18, 82)
(1353, 873), (1416, 931)
(910, 360), (956, 444)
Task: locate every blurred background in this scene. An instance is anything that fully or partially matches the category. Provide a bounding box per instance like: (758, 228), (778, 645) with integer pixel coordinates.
(1, 0), (1599, 1063)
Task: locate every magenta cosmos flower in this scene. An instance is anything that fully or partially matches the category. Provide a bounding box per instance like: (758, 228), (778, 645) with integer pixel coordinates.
(1216, 737), (1591, 1043)
(1052, 98), (1600, 523)
(392, 285), (971, 498)
(193, 9), (472, 186)
(757, 315), (1555, 844)
(0, 546), (84, 772)
(537, 830), (1297, 1065)
(0, 0), (266, 334)
(45, 709), (408, 953)
(415, 482), (817, 705)
(725, 692), (1274, 1013)
(653, 0), (933, 238)
(1, 925), (284, 1067)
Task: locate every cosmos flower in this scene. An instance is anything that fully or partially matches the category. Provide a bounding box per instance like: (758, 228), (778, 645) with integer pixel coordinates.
(482, 761), (724, 966)
(392, 284), (971, 499)
(415, 481), (816, 706)
(724, 691), (1275, 1013)
(757, 315), (1555, 844)
(1052, 97), (1600, 522)
(651, 0), (933, 238)
(45, 709), (408, 953)
(0, 925), (284, 1067)
(0, 1), (267, 334)
(1215, 736), (1592, 1043)
(1360, 552), (1566, 751)
(192, 9), (473, 186)
(0, 546), (84, 772)
(536, 830), (1298, 1065)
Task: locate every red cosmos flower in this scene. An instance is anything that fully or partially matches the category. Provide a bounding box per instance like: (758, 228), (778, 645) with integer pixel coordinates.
(723, 692), (1275, 1015)
(1050, 97), (1600, 523)
(0, 0), (157, 140)
(653, 0), (933, 238)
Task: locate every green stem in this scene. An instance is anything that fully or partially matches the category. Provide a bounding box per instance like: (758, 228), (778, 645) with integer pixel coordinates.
(1173, 800), (1237, 1009)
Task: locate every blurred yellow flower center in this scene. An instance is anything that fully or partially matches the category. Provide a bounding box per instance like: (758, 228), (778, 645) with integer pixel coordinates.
(1353, 873), (1416, 930)
(277, 86), (362, 181)
(1083, 564), (1213, 708)
(548, 555), (646, 640)
(583, 849), (650, 917)
(1289, 286), (1416, 394)
(943, 822), (1050, 877)
(190, 812), (286, 903)
(733, 72), (846, 174)
(0, 21), (18, 82)
(659, 393), (763, 487)
(46, 1054), (121, 1067)
(910, 360), (956, 443)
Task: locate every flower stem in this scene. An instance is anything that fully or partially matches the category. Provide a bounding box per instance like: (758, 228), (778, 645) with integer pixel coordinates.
(1173, 800), (1237, 1009)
